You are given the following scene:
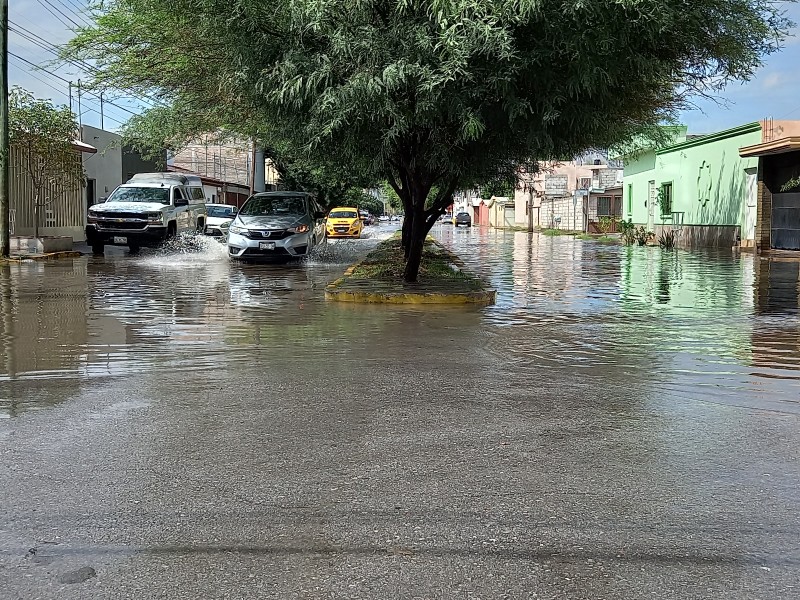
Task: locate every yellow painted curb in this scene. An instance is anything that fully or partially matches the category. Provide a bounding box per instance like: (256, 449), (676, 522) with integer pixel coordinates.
(325, 239), (495, 305)
(325, 288), (497, 305)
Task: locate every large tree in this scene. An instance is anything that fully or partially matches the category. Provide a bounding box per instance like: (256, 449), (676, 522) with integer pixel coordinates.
(68, 0), (789, 281)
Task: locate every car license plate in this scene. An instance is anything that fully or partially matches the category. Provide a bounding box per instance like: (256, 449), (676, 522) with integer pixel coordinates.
(259, 241), (276, 250)
(113, 236), (127, 244)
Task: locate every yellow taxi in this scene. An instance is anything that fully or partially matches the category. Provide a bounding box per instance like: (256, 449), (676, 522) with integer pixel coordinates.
(326, 207), (363, 238)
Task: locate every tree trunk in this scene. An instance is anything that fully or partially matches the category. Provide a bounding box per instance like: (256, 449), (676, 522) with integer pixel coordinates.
(401, 212), (413, 257)
(33, 195), (39, 240)
(403, 203), (427, 282)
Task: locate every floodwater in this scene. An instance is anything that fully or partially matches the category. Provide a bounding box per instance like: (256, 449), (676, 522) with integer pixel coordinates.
(2, 224), (800, 598)
(2, 224), (797, 417)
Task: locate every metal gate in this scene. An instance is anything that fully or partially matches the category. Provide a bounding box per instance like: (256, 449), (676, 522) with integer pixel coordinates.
(503, 205), (515, 227)
(771, 192), (800, 250)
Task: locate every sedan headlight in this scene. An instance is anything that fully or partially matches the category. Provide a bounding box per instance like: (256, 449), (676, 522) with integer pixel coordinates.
(288, 224), (310, 234)
(229, 225), (248, 235)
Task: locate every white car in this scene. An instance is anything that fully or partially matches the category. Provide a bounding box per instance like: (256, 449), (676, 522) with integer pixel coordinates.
(204, 203), (238, 239)
(86, 172), (207, 254)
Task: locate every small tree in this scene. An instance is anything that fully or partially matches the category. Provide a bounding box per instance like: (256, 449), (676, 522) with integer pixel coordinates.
(8, 87), (84, 238)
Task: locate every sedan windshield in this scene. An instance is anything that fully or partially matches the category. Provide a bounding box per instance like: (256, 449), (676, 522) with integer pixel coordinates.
(107, 187), (170, 204)
(329, 210), (358, 219)
(207, 206), (236, 218)
(240, 196), (306, 217)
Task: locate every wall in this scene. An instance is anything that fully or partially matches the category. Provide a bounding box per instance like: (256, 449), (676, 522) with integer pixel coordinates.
(540, 196), (582, 231)
(122, 147), (164, 181)
(622, 149), (658, 225)
(82, 125), (122, 204)
(9, 146), (86, 241)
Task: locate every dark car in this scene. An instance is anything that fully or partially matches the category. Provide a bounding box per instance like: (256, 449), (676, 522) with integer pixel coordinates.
(454, 212), (472, 227)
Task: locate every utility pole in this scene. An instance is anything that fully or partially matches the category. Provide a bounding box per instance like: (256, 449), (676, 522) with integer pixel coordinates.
(249, 139), (256, 195)
(99, 91), (104, 130)
(76, 79), (82, 131)
(68, 81), (73, 113)
(0, 0), (10, 257)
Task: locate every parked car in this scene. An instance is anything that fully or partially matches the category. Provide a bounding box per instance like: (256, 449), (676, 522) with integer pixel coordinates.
(227, 192), (326, 260)
(359, 210), (375, 226)
(379, 215), (390, 222)
(205, 203), (238, 239)
(86, 172), (207, 254)
(326, 207), (364, 238)
(454, 212), (472, 227)
(440, 213), (453, 224)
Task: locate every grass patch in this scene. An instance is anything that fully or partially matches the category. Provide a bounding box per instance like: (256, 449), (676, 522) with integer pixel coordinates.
(349, 237), (482, 290)
(576, 233), (619, 243)
(539, 228), (579, 236)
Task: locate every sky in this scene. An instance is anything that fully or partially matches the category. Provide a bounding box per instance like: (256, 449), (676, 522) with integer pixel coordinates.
(8, 0), (800, 135)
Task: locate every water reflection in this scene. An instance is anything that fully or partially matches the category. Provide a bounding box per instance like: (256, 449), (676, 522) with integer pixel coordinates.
(2, 226), (800, 417)
(440, 227), (800, 413)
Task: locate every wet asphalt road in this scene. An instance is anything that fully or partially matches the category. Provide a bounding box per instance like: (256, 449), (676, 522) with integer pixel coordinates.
(1, 225), (800, 598)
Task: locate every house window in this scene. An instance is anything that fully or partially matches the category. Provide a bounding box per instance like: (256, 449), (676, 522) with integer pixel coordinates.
(660, 182), (673, 216)
(597, 196), (612, 216)
(627, 184), (632, 215)
(579, 177), (591, 190)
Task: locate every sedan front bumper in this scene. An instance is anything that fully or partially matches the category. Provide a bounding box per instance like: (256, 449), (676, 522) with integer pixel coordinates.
(227, 230), (312, 260)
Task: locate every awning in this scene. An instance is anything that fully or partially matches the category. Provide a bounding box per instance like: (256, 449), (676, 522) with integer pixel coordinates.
(72, 139), (97, 154)
(739, 137), (800, 158)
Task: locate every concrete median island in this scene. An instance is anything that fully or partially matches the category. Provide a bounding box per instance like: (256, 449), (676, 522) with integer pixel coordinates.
(326, 236), (495, 305)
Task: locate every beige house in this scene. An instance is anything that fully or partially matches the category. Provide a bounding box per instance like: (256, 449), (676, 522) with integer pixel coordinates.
(10, 140), (97, 242)
(514, 157), (622, 231)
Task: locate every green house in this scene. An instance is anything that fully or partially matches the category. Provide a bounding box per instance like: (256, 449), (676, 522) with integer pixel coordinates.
(620, 123), (762, 247)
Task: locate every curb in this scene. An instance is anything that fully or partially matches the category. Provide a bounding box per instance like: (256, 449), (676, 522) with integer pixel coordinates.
(325, 238), (496, 306)
(4, 251), (83, 262)
(325, 287), (496, 305)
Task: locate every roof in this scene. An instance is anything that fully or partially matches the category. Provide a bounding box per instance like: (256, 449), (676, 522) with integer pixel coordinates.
(739, 137), (800, 158)
(71, 139), (97, 154)
(657, 122), (761, 155)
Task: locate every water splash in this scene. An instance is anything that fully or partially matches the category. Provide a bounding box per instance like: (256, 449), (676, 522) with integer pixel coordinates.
(142, 234), (229, 266)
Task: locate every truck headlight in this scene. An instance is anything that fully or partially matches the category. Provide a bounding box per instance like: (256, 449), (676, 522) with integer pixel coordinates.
(147, 212), (163, 223)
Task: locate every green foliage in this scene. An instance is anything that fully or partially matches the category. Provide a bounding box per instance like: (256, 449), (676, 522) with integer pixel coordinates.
(658, 229), (677, 250)
(657, 187), (672, 218)
(634, 226), (654, 246)
(619, 219), (636, 246)
(597, 216), (617, 235)
(780, 175), (800, 193)
(66, 0), (791, 279)
(8, 87), (84, 238)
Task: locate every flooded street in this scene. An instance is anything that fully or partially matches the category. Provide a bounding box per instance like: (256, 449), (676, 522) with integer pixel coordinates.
(1, 225), (799, 598)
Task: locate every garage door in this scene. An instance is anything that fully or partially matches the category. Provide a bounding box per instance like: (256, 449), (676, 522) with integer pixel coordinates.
(771, 192), (800, 250)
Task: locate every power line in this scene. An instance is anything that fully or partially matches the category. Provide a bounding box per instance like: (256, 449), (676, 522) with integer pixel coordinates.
(8, 51), (130, 125)
(9, 20), (164, 110)
(8, 32), (139, 117)
(35, 0), (82, 29)
(49, 0), (92, 27)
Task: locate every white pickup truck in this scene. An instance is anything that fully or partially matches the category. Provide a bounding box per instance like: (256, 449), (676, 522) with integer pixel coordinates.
(86, 172), (207, 254)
